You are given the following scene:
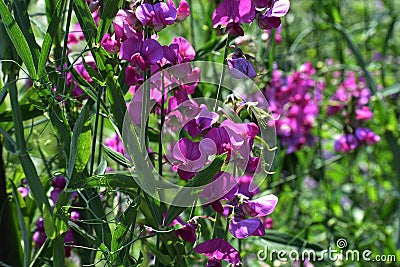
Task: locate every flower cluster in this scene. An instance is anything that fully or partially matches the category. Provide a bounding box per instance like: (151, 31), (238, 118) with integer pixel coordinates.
(212, 0), (290, 36)
(264, 62), (323, 153)
(328, 71), (380, 153)
(100, 1), (191, 88)
(172, 172), (278, 266)
(32, 176), (79, 257)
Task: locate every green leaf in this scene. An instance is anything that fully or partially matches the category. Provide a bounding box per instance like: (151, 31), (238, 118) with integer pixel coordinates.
(68, 220), (109, 253)
(143, 240), (173, 266)
(164, 154), (226, 226)
(0, 0), (37, 79)
(96, 0), (124, 42)
(72, 0), (97, 44)
(38, 0), (67, 78)
(52, 236), (65, 267)
(67, 104), (91, 179)
(43, 203), (56, 239)
(111, 193), (141, 263)
(69, 173), (137, 189)
(10, 181), (30, 267)
(195, 36), (226, 59)
(261, 230), (325, 251)
(0, 104), (44, 122)
(333, 24), (377, 93)
(48, 105), (72, 157)
(376, 83), (400, 98)
(103, 145), (132, 168)
(94, 48), (126, 132)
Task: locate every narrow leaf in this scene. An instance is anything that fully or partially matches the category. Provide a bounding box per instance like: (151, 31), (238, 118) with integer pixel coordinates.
(10, 181), (30, 267)
(0, 0), (37, 79)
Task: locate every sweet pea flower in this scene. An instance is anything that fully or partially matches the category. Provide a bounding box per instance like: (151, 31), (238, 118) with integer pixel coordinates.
(170, 216), (197, 242)
(135, 2), (177, 32)
(229, 217), (264, 238)
(176, 0), (190, 22)
(355, 128), (380, 145)
(334, 133), (359, 153)
(228, 57), (256, 79)
(194, 238), (241, 266)
(227, 48), (256, 79)
(242, 194), (278, 217)
(101, 33), (120, 53)
(113, 9), (142, 41)
(212, 0), (255, 28)
(257, 0), (291, 30)
(356, 106), (373, 121)
(171, 137), (213, 180)
(120, 37), (163, 70)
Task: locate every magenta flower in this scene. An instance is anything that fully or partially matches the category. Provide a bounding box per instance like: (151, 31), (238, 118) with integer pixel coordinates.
(257, 0), (291, 30)
(194, 238), (240, 266)
(101, 33), (120, 53)
(356, 106), (373, 121)
(135, 2), (177, 32)
(212, 0), (255, 28)
(170, 216), (197, 242)
(212, 0), (290, 33)
(334, 133), (359, 153)
(113, 9), (142, 41)
(120, 37), (163, 70)
(176, 0), (190, 22)
(163, 36), (195, 65)
(105, 133), (126, 155)
(242, 194), (278, 217)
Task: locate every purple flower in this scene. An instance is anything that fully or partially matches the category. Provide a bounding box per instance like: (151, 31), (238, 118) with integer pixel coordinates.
(51, 175), (67, 188)
(120, 37), (163, 70)
(228, 57), (256, 79)
(185, 105), (219, 138)
(355, 128), (380, 145)
(194, 238), (240, 266)
(229, 217), (264, 238)
(33, 229), (47, 248)
(334, 133), (359, 153)
(171, 137), (213, 180)
(135, 2), (177, 32)
(64, 230), (75, 257)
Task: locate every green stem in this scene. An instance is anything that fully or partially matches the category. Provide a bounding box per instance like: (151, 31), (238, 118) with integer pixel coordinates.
(89, 86), (103, 175)
(214, 35), (231, 111)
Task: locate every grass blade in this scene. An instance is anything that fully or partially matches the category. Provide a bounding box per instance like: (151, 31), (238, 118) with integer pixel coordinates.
(38, 0), (67, 78)
(96, 0), (123, 43)
(10, 181), (30, 267)
(73, 0), (97, 44)
(0, 0), (37, 79)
